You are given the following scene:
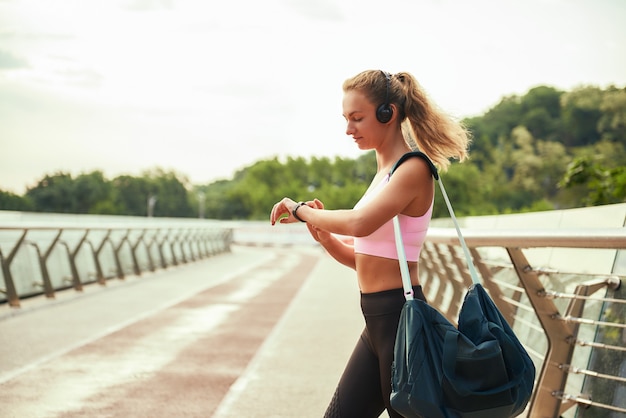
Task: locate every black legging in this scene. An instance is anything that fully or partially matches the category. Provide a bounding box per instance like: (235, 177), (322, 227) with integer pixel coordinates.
(324, 285), (427, 418)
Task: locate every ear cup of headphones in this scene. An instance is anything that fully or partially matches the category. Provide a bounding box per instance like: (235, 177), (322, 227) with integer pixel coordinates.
(376, 70), (393, 123)
(376, 103), (393, 123)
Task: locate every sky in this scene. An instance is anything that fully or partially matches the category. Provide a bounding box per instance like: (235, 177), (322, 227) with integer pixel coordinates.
(0, 0), (625, 195)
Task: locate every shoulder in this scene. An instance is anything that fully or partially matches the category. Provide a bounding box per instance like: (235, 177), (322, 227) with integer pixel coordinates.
(387, 155), (435, 199)
(390, 152), (438, 180)
(386, 153), (435, 215)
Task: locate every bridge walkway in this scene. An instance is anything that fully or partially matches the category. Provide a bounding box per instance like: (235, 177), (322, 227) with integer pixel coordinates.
(0, 245), (364, 418)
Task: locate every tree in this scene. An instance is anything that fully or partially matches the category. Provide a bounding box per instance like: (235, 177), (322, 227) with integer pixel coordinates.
(148, 169), (193, 217)
(198, 180), (233, 219)
(520, 86), (563, 140)
(111, 175), (154, 216)
(74, 171), (113, 214)
(0, 190), (33, 211)
(559, 155), (626, 206)
(481, 95), (524, 144)
(26, 172), (77, 213)
(598, 87), (626, 143)
(435, 162), (498, 217)
(561, 86), (604, 146)
(6, 84), (625, 218)
(509, 126), (569, 207)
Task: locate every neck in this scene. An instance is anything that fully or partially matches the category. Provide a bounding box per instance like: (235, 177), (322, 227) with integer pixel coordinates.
(375, 132), (411, 173)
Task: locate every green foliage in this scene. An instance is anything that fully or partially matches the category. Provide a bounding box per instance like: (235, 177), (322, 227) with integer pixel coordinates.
(202, 154), (374, 220)
(464, 84), (626, 213)
(560, 86), (604, 146)
(26, 172), (79, 213)
(435, 163), (499, 217)
(111, 175), (153, 216)
(2, 84), (625, 219)
(520, 86), (563, 140)
(109, 169), (193, 218)
(559, 153), (626, 206)
(10, 168), (194, 218)
(74, 171), (113, 214)
(598, 87), (626, 142)
(0, 190), (33, 211)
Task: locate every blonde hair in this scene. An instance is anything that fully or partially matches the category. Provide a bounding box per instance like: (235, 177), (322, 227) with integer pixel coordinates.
(342, 70), (471, 171)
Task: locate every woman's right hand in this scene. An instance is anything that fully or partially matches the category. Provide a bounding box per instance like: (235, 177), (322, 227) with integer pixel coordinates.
(305, 198), (355, 269)
(305, 199), (330, 243)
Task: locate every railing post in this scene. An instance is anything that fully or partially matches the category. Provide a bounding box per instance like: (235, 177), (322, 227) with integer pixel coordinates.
(440, 245), (467, 320)
(564, 277), (618, 339)
(182, 229), (194, 262)
(114, 231), (130, 279)
(60, 230), (90, 292)
(507, 247), (576, 418)
(129, 230), (146, 276)
(470, 248), (517, 326)
(156, 232), (168, 269)
(28, 229), (64, 298)
(26, 241), (55, 298)
(421, 243), (448, 311)
(0, 247), (20, 308)
(91, 230), (112, 285)
(143, 229), (157, 272)
(169, 232), (180, 266)
(1, 230), (29, 307)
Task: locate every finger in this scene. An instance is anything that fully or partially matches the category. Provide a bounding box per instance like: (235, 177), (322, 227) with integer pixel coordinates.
(270, 205), (277, 224)
(271, 204), (283, 225)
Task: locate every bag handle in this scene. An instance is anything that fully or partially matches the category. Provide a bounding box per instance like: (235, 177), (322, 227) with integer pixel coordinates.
(390, 152), (481, 301)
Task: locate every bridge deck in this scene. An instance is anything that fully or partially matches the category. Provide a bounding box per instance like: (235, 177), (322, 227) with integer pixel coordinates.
(0, 246), (364, 418)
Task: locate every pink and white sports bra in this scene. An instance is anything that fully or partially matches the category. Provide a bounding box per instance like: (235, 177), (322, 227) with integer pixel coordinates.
(353, 173), (432, 262)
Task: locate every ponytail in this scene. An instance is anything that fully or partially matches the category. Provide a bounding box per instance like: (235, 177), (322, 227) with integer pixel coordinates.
(395, 72), (470, 171)
(343, 70), (471, 171)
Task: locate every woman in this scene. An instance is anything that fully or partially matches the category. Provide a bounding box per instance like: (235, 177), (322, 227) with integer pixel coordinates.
(269, 70), (470, 418)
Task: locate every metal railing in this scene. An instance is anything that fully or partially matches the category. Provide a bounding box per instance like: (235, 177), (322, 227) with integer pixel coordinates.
(0, 225), (233, 308)
(421, 227), (626, 418)
(2, 214), (624, 417)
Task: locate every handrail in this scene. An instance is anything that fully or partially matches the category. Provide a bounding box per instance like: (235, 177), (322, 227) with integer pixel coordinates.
(0, 225), (233, 308)
(427, 227), (626, 249)
(422, 226), (625, 418)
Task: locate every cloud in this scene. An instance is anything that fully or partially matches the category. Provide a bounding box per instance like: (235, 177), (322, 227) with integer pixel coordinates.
(281, 0), (346, 21)
(0, 31), (74, 41)
(121, 0), (174, 11)
(54, 68), (104, 88)
(0, 49), (28, 69)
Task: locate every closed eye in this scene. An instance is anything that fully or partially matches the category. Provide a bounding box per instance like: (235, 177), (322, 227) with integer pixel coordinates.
(343, 111), (364, 122)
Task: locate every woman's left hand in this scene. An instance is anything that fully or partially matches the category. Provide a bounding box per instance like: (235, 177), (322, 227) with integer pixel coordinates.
(270, 197), (299, 225)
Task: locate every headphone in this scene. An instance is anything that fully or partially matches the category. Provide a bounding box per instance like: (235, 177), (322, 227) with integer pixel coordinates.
(376, 71), (393, 123)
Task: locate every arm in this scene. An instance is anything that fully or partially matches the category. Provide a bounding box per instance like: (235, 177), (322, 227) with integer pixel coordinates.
(270, 157), (434, 236)
(305, 199), (356, 270)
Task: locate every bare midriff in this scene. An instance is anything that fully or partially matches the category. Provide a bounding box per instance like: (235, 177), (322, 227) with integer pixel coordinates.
(355, 253), (420, 294)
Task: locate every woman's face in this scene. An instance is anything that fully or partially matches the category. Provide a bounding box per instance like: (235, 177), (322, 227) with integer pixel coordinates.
(342, 90), (386, 150)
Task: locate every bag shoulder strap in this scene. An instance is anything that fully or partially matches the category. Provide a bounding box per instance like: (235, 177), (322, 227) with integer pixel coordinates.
(390, 152), (481, 301)
(389, 151), (439, 180)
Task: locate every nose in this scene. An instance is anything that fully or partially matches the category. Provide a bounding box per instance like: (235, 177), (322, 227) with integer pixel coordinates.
(345, 120), (355, 136)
